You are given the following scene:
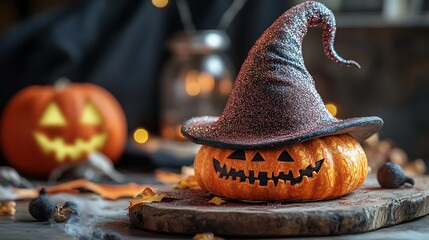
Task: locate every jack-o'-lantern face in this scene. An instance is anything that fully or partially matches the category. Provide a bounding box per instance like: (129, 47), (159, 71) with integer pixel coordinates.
(194, 134), (368, 201)
(0, 83), (127, 178)
(33, 101), (108, 162)
(213, 149), (324, 187)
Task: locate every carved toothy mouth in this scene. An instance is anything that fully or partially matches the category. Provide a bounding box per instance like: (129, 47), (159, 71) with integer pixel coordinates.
(213, 158), (324, 186)
(33, 131), (108, 162)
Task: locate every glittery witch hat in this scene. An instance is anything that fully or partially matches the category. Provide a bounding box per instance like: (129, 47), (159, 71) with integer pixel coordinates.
(182, 1), (383, 149)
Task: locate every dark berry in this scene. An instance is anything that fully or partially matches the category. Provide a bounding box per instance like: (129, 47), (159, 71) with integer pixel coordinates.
(28, 188), (56, 221)
(377, 162), (415, 189)
(92, 230), (103, 239)
(102, 232), (122, 240)
(92, 230), (122, 240)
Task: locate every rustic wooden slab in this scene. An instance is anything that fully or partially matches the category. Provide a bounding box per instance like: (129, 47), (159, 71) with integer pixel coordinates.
(129, 174), (429, 237)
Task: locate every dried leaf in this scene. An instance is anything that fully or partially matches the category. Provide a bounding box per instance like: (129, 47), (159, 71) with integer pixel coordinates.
(155, 166), (195, 184)
(10, 188), (39, 200)
(47, 179), (153, 200)
(0, 201), (16, 216)
(154, 170), (183, 184)
(127, 187), (169, 209)
(12, 179), (153, 200)
(175, 176), (199, 189)
(181, 166), (195, 176)
(208, 196), (226, 206)
(193, 232), (224, 240)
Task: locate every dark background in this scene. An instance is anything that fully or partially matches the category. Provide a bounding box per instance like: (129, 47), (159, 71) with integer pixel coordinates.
(1, 0), (429, 167)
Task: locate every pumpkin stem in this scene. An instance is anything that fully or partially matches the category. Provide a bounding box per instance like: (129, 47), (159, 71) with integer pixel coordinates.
(54, 77), (71, 90)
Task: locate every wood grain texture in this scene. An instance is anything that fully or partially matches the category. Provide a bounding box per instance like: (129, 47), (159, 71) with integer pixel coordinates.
(129, 174), (429, 237)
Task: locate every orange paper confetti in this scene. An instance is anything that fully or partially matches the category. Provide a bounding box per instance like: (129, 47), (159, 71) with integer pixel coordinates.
(208, 196), (226, 206)
(10, 188), (39, 200)
(176, 176), (200, 189)
(47, 179), (153, 200)
(193, 232), (224, 240)
(12, 179), (153, 200)
(0, 201), (16, 216)
(127, 187), (169, 209)
(154, 170), (183, 184)
(155, 166), (195, 184)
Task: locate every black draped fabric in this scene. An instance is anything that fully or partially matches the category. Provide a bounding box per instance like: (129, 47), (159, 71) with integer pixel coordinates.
(0, 0), (290, 165)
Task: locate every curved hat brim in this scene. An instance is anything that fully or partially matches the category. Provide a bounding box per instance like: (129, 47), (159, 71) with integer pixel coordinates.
(182, 116), (383, 149)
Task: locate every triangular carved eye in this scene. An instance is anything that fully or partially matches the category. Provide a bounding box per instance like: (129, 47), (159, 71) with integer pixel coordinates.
(252, 152), (265, 162)
(39, 102), (67, 126)
(228, 150), (246, 160)
(277, 150), (294, 162)
(80, 102), (103, 125)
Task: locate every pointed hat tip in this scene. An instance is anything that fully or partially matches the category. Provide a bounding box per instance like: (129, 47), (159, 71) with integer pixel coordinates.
(347, 60), (361, 69)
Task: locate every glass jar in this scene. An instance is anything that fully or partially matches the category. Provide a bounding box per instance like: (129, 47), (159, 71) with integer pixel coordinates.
(160, 30), (234, 141)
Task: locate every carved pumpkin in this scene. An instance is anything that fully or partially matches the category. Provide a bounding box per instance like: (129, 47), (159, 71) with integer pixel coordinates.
(194, 134), (367, 201)
(0, 82), (127, 178)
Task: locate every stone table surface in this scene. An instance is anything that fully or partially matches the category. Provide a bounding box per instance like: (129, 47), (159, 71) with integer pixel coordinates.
(2, 173), (429, 240)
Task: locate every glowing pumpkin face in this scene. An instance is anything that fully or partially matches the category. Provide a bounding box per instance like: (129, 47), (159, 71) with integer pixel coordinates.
(194, 134), (367, 201)
(1, 83), (127, 178)
(34, 101), (107, 161)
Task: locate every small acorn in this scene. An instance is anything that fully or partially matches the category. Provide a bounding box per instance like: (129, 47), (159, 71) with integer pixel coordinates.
(28, 188), (56, 221)
(53, 201), (81, 223)
(377, 162), (415, 189)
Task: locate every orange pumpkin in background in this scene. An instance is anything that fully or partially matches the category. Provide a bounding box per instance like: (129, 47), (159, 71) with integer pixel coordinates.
(194, 134), (368, 201)
(0, 82), (127, 178)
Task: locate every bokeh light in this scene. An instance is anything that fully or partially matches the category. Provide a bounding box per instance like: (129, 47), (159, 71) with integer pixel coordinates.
(134, 128), (149, 143)
(325, 103), (338, 117)
(152, 0), (169, 8)
(185, 70), (201, 96)
(198, 72), (215, 94)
